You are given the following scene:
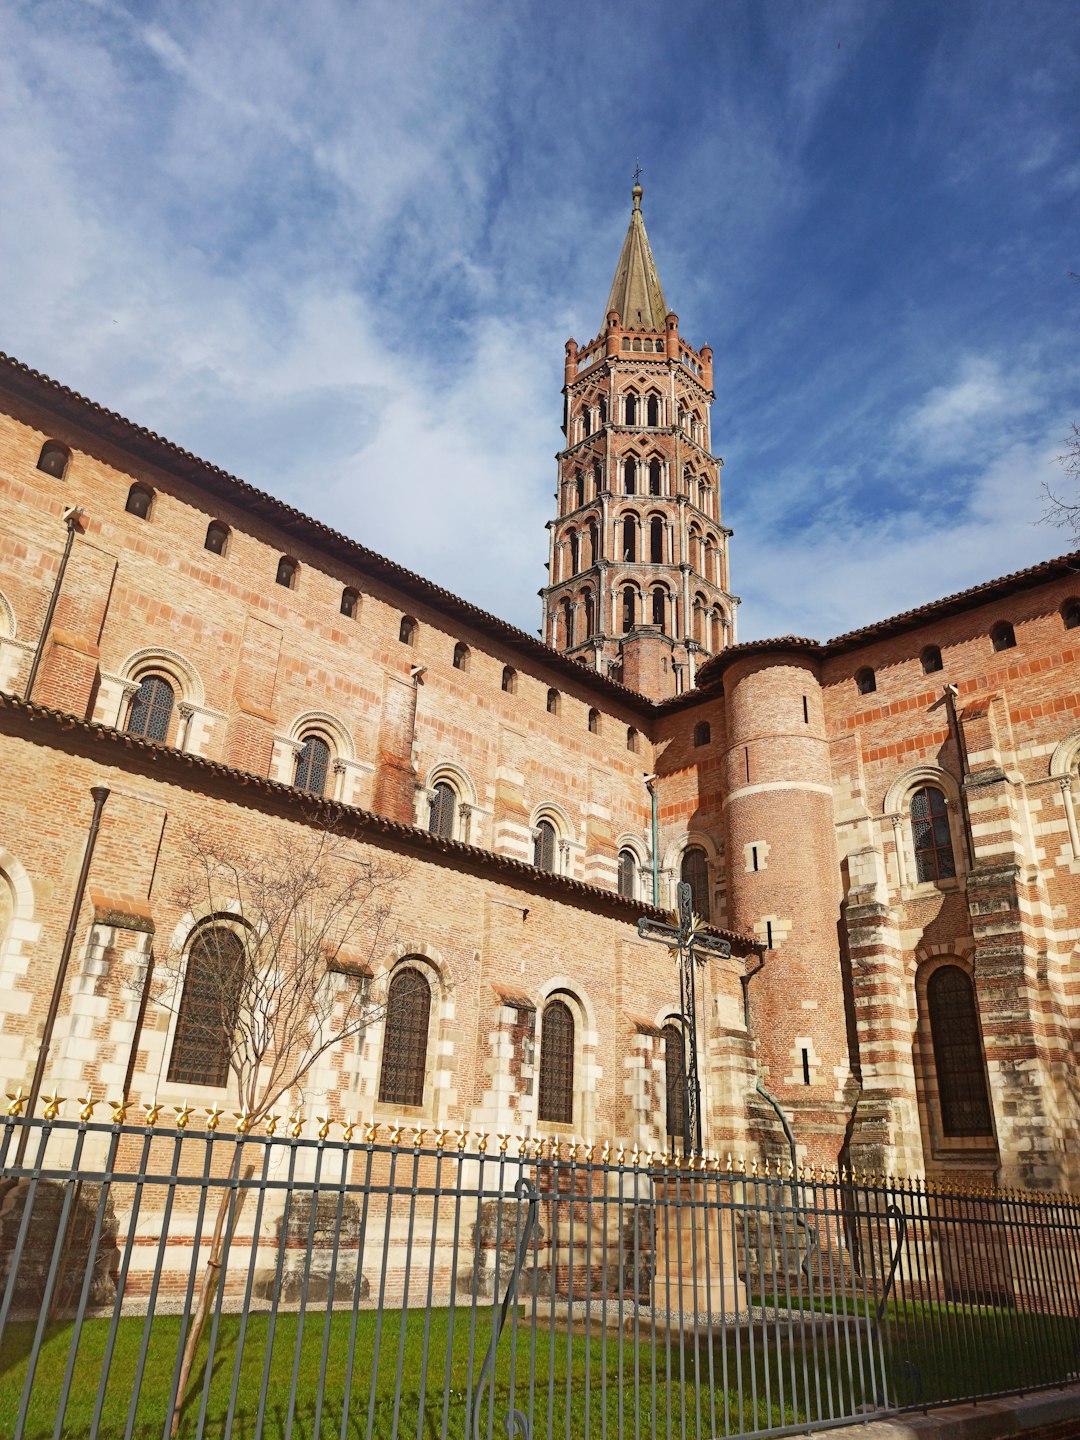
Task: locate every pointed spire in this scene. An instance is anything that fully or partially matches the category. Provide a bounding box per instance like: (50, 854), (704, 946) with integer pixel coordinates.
(604, 180), (669, 332)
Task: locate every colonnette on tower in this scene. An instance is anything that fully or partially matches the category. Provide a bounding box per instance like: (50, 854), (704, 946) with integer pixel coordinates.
(0, 183), (1078, 1193)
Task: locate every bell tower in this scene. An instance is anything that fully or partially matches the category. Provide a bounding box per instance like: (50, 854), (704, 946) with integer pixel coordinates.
(540, 181), (737, 700)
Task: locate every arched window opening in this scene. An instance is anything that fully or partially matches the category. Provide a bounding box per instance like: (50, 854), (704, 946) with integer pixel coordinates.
(127, 674), (175, 743)
(624, 393), (638, 426)
(1062, 599), (1080, 630)
(650, 516), (665, 563)
(582, 406), (592, 437)
(126, 484), (153, 520)
(651, 586), (666, 628)
(663, 1022), (685, 1143)
(428, 781), (456, 839)
(37, 441), (69, 479)
(568, 530), (580, 574)
(294, 735), (330, 795)
(561, 597), (575, 648)
(921, 645), (943, 674)
(622, 585), (636, 632)
(622, 514), (638, 562)
(399, 615), (417, 645)
(340, 587), (359, 619)
(648, 458), (662, 496)
(533, 818), (556, 871)
(927, 966), (993, 1138)
(910, 786), (956, 883)
(276, 556), (297, 589)
(168, 926), (245, 1088)
(693, 599), (706, 647)
(855, 667), (876, 695)
(204, 521), (229, 556)
(991, 621), (1016, 652)
(588, 708), (600, 735)
(538, 999), (575, 1124)
(502, 666), (517, 693)
(583, 590), (595, 637)
(617, 849), (637, 899)
(547, 688), (560, 715)
(378, 968), (431, 1107)
(693, 721), (711, 748)
(453, 641), (469, 670)
(623, 457), (637, 495)
(646, 395), (660, 427)
(681, 846), (710, 921)
(627, 727), (639, 753)
(599, 396), (608, 426)
(574, 470), (584, 507)
(593, 461), (603, 498)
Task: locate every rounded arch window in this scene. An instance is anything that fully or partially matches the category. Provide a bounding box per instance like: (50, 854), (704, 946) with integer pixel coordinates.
(680, 846), (710, 921)
(648, 458), (662, 496)
(623, 457), (637, 495)
(205, 521), (229, 556)
(340, 587), (359, 619)
(588, 708), (600, 735)
(452, 642), (470, 671)
(646, 395), (660, 427)
(126, 484), (153, 520)
(624, 393), (638, 426)
(294, 734), (330, 795)
(921, 645), (943, 674)
(533, 818), (557, 871)
(37, 440), (69, 479)
(582, 590), (595, 637)
(581, 406), (592, 438)
(399, 615), (418, 645)
(622, 585), (636, 632)
(546, 688), (560, 715)
(855, 667), (877, 695)
(276, 556), (297, 589)
(627, 727), (639, 753)
(622, 514), (638, 562)
(1062, 599), (1080, 631)
(537, 998), (575, 1124)
(926, 966), (993, 1137)
(598, 396), (608, 426)
(167, 924), (246, 1088)
(651, 586), (666, 627)
(501, 665), (517, 694)
(617, 848), (637, 899)
(991, 621), (1016, 652)
(127, 674), (175, 743)
(378, 967), (432, 1107)
(428, 781), (456, 839)
(693, 721), (711, 748)
(663, 1021), (685, 1143)
(560, 598), (575, 647)
(910, 786), (956, 883)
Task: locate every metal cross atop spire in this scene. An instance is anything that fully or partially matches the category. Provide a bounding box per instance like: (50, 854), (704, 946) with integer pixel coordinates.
(632, 159), (644, 184)
(637, 881), (731, 1156)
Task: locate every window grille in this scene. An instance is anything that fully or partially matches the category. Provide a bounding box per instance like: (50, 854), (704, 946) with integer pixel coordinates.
(205, 522), (229, 555)
(126, 485), (153, 519)
(538, 999), (574, 1124)
(910, 786), (956, 883)
(37, 441), (69, 478)
(378, 968), (431, 1106)
(617, 849), (636, 898)
(681, 846), (710, 921)
(927, 966), (993, 1137)
(663, 1022), (685, 1141)
(429, 781), (456, 839)
(127, 675), (175, 742)
(168, 927), (245, 1087)
(533, 819), (556, 871)
(294, 735), (330, 795)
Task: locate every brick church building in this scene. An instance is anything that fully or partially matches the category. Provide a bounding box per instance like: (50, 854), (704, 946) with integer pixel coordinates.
(1, 183), (1078, 1192)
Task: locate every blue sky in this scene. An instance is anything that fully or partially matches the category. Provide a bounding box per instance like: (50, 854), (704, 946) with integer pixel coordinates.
(0, 0), (1076, 641)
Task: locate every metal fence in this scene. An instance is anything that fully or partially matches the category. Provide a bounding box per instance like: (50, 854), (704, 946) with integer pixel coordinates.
(0, 1104), (1078, 1440)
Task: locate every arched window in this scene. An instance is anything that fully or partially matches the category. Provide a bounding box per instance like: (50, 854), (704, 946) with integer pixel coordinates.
(681, 846), (710, 921)
(37, 441), (69, 478)
(693, 721), (711, 748)
(622, 514), (638, 562)
(276, 556), (297, 589)
(340, 587), (359, 618)
(617, 848), (637, 898)
(126, 484), (153, 520)
(428, 781), (456, 839)
(547, 688), (560, 715)
(127, 675), (175, 742)
(582, 590), (595, 637)
(627, 727), (639, 753)
(910, 786), (956, 882)
(204, 521), (229, 555)
(1062, 599), (1080, 630)
(991, 621), (1016, 652)
(926, 966), (993, 1137)
(855, 667), (876, 695)
(592, 461), (603, 498)
(568, 530), (580, 573)
(588, 708), (600, 734)
(586, 519), (598, 566)
(378, 968), (431, 1107)
(651, 586), (666, 628)
(399, 615), (417, 645)
(537, 999), (574, 1124)
(574, 470), (584, 507)
(646, 395), (660, 427)
(502, 665), (517, 693)
(581, 406), (592, 437)
(168, 926), (245, 1087)
(598, 396), (608, 426)
(294, 735), (330, 795)
(622, 585), (636, 632)
(921, 645), (943, 674)
(561, 597), (574, 647)
(650, 516), (665, 563)
(624, 393), (638, 426)
(648, 458), (662, 496)
(693, 598), (706, 646)
(623, 457), (637, 495)
(663, 1022), (685, 1143)
(453, 642), (469, 670)
(533, 818), (556, 871)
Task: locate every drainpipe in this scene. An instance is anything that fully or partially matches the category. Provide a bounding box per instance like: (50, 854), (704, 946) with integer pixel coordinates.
(942, 683), (976, 872)
(24, 506), (85, 702)
(122, 945), (156, 1105)
(16, 785), (109, 1164)
(741, 946), (799, 1179)
(644, 775), (659, 905)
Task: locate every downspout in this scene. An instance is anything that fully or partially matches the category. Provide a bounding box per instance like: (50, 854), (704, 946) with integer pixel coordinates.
(122, 946), (156, 1105)
(943, 683), (976, 871)
(24, 506), (85, 701)
(16, 784), (109, 1164)
(644, 776), (659, 905)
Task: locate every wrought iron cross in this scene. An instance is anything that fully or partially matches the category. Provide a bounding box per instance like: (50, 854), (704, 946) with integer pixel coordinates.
(632, 159), (644, 183)
(637, 881), (731, 1156)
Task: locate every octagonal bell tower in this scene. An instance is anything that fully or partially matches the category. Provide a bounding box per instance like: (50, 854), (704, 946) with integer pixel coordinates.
(540, 181), (737, 700)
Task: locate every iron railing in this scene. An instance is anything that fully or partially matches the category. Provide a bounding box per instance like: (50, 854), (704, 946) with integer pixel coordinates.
(0, 1101), (1078, 1439)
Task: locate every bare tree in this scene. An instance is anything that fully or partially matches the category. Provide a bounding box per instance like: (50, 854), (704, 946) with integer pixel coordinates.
(157, 820), (403, 1435)
(1041, 422), (1080, 538)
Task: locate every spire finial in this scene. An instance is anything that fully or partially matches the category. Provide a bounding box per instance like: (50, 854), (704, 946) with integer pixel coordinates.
(632, 159), (643, 209)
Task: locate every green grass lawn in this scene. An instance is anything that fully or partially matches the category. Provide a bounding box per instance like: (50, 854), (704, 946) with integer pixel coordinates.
(0, 1301), (1075, 1440)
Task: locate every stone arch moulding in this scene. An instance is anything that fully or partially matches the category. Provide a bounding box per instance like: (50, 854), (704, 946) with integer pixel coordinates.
(1049, 728), (1080, 779)
(615, 833), (650, 868)
(381, 940), (454, 992)
(529, 801), (576, 846)
(423, 761), (478, 808)
(168, 900), (247, 958)
(661, 830), (722, 878)
(119, 646), (206, 706)
(0, 589), (16, 638)
(883, 763), (961, 816)
(287, 709), (356, 762)
(0, 846), (36, 925)
(883, 764), (967, 890)
(1048, 729), (1080, 859)
(538, 974), (598, 1038)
